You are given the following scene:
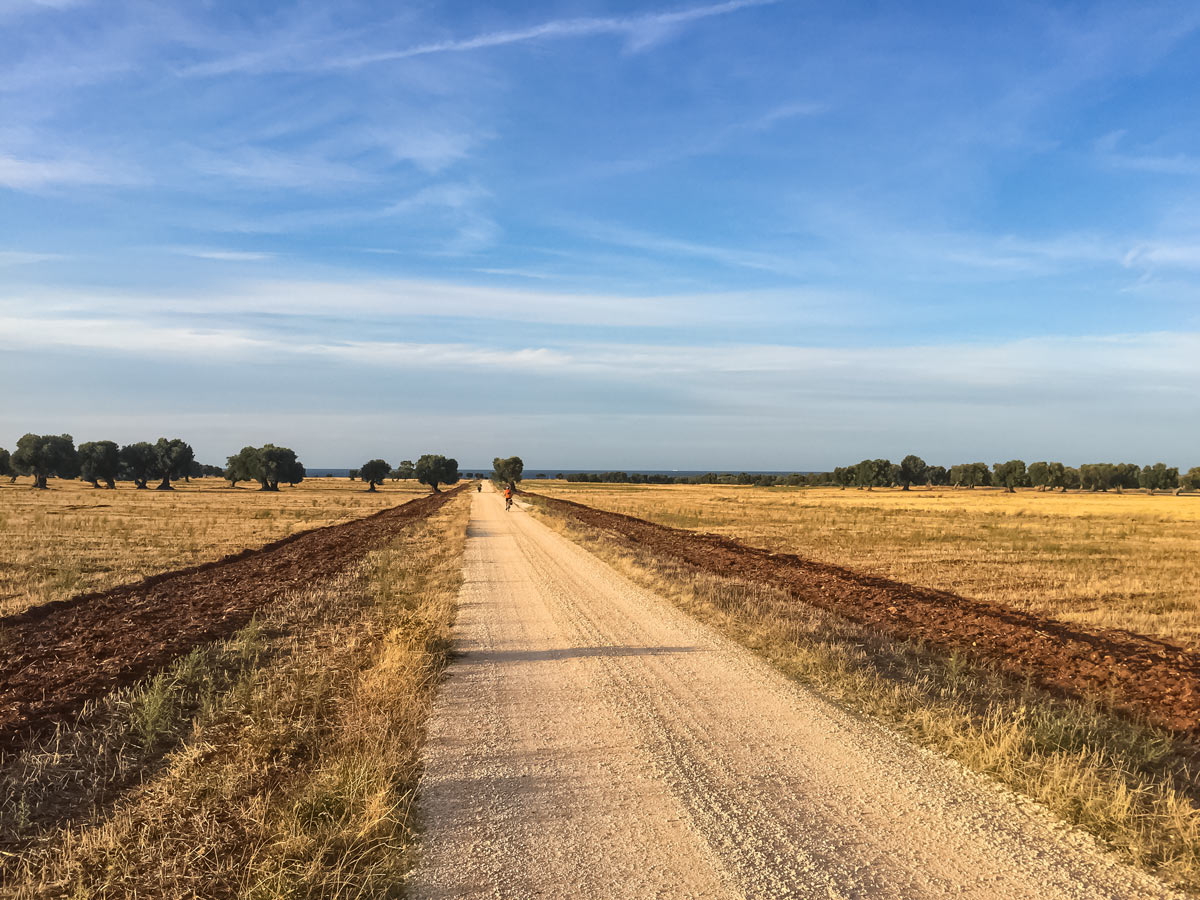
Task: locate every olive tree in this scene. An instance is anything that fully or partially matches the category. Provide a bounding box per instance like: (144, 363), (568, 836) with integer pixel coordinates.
(254, 444), (305, 491)
(394, 459), (415, 480)
(152, 438), (194, 490)
(492, 455), (524, 487)
(359, 459), (391, 491)
(79, 440), (120, 488)
(992, 459), (1028, 493)
(1139, 463), (1179, 492)
(12, 433), (80, 489)
(0, 447), (12, 482)
(1180, 467), (1200, 494)
(416, 454), (459, 493)
(897, 454), (927, 490)
(224, 446), (259, 487)
(119, 442), (157, 489)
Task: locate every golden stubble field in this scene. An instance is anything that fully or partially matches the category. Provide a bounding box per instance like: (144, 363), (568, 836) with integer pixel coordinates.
(0, 477), (430, 617)
(527, 482), (1200, 648)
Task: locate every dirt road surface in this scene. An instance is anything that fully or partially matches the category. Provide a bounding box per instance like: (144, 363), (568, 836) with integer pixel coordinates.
(410, 486), (1178, 900)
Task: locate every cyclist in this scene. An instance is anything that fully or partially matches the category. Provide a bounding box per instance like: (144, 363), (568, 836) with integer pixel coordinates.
(504, 485), (513, 511)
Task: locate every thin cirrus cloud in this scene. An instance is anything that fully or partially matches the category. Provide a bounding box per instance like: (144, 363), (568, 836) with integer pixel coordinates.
(164, 246), (276, 262)
(0, 154), (129, 190)
(328, 0), (780, 69)
(174, 0), (779, 78)
(1, 309), (1194, 406)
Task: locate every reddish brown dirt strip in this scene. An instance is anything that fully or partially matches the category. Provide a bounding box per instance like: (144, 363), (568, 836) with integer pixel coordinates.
(531, 493), (1200, 737)
(0, 486), (465, 754)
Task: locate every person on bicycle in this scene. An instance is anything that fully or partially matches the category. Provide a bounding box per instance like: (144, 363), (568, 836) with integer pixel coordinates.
(504, 485), (513, 510)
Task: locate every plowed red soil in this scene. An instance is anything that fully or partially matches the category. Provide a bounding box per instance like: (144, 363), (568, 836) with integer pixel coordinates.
(0, 486), (464, 754)
(534, 493), (1200, 737)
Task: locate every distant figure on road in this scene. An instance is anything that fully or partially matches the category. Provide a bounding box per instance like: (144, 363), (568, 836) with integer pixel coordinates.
(504, 485), (513, 510)
(477, 482), (482, 493)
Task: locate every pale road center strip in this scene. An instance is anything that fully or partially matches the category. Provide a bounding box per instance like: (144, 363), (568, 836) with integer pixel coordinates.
(409, 485), (1180, 900)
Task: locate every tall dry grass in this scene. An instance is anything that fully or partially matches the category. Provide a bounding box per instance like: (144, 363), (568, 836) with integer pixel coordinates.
(530, 482), (1200, 647)
(1, 495), (469, 899)
(0, 477), (429, 617)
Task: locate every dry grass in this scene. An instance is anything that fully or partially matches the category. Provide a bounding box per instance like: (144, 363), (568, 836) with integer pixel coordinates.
(527, 499), (1200, 894)
(529, 482), (1200, 647)
(1, 495), (469, 899)
(0, 477), (430, 617)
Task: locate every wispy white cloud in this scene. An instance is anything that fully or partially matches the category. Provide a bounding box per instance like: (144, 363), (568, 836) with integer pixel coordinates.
(568, 220), (805, 276)
(0, 250), (62, 265)
(0, 153), (133, 190)
(1123, 242), (1200, 270)
(1096, 130), (1200, 177)
(1, 277), (853, 329)
(1, 307), (1194, 404)
(164, 246), (276, 262)
(0, 0), (89, 20)
(190, 147), (369, 189)
(328, 0), (780, 69)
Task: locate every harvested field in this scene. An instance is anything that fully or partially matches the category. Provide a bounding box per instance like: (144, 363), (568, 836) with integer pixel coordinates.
(2, 495), (470, 897)
(529, 492), (1200, 737)
(529, 483), (1200, 648)
(0, 485), (465, 754)
(0, 476), (430, 617)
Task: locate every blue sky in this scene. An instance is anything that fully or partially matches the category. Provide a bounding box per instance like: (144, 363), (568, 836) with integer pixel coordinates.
(1, 0), (1198, 469)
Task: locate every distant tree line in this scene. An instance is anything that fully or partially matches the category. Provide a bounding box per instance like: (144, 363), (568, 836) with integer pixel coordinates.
(558, 455), (1200, 494)
(0, 433), (215, 490)
(347, 454), (460, 492)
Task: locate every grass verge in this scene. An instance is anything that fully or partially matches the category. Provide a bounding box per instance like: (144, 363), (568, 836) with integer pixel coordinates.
(526, 495), (1200, 895)
(1, 496), (469, 899)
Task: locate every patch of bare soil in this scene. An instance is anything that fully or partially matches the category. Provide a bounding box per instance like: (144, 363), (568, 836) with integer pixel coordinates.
(0, 487), (465, 754)
(532, 493), (1200, 737)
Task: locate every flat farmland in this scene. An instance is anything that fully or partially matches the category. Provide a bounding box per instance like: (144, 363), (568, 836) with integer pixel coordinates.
(527, 483), (1200, 648)
(0, 477), (429, 617)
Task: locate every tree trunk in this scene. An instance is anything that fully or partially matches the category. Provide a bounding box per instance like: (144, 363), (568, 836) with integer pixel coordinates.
(366, 482), (376, 492)
(89, 479), (100, 488)
(135, 479), (147, 489)
(105, 478), (116, 489)
(157, 476), (173, 490)
(33, 474), (48, 489)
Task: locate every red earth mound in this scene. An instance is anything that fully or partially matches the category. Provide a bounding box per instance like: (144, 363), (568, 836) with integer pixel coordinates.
(0, 486), (464, 755)
(533, 493), (1200, 737)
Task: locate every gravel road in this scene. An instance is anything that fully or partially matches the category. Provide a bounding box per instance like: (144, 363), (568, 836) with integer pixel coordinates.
(409, 485), (1179, 900)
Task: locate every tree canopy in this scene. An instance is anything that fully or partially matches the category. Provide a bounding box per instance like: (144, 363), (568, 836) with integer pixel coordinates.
(119, 442), (157, 489)
(12, 433), (80, 488)
(225, 445), (305, 490)
(359, 459), (391, 491)
(416, 454), (459, 493)
(79, 440), (120, 488)
(393, 459), (415, 480)
(0, 447), (11, 482)
(897, 454), (927, 490)
(152, 438), (194, 490)
(493, 455), (524, 486)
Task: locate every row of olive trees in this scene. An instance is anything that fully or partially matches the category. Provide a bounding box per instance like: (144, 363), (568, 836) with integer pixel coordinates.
(832, 455), (1200, 493)
(350, 454), (460, 492)
(0, 434), (212, 490)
